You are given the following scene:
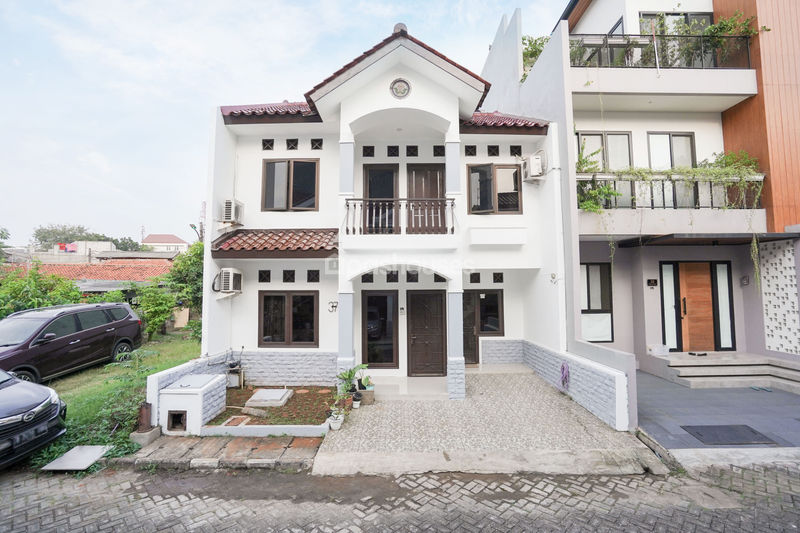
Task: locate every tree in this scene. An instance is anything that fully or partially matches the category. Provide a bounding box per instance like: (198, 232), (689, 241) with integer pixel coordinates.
(0, 227), (9, 248)
(31, 223), (140, 252)
(521, 35), (550, 82)
(83, 290), (127, 304)
(0, 264), (82, 319)
(136, 281), (176, 341)
(164, 242), (204, 312)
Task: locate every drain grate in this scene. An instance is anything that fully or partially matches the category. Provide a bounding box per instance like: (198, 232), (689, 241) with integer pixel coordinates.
(681, 424), (777, 446)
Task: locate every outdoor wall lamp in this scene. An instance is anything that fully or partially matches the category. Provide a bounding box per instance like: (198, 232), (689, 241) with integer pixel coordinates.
(328, 301), (339, 312)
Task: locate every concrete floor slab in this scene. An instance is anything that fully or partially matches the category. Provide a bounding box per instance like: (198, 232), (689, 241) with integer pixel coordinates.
(314, 372), (657, 476)
(671, 447), (800, 469)
(638, 371), (800, 450)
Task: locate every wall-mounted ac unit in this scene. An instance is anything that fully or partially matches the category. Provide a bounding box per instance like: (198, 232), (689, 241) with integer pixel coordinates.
(221, 199), (243, 224)
(219, 268), (242, 294)
(522, 155), (545, 182)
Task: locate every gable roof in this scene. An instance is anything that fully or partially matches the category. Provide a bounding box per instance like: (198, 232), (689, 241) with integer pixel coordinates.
(142, 233), (188, 244)
(557, 0), (593, 32)
(221, 26), (492, 125)
(303, 27), (490, 115)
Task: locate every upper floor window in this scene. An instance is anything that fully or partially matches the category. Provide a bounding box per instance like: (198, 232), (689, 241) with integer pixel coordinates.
(648, 133), (695, 170)
(639, 12), (712, 34)
(576, 132), (631, 171)
(262, 159), (318, 211)
(468, 164), (522, 214)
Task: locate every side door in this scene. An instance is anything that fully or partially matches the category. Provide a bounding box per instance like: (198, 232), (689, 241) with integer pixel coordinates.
(29, 314), (84, 379)
(76, 310), (116, 363)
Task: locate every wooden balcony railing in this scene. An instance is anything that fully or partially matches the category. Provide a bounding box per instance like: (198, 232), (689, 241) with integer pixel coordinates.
(577, 173), (764, 210)
(344, 198), (456, 235)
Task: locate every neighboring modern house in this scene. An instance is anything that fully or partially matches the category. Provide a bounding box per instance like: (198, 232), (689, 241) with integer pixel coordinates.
(202, 24), (637, 430)
(481, 1), (800, 395)
(142, 234), (190, 252)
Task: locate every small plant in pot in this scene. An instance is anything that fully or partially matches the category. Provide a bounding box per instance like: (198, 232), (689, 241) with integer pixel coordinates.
(352, 391), (363, 409)
(361, 375), (374, 390)
(337, 364), (367, 393)
(328, 393), (349, 430)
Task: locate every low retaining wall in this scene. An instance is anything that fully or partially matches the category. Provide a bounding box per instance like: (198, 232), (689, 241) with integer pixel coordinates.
(201, 422), (328, 438)
(239, 351), (338, 386)
(481, 339), (626, 430)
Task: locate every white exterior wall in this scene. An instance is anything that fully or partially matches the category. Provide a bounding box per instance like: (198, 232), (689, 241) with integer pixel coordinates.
(572, 0), (715, 35)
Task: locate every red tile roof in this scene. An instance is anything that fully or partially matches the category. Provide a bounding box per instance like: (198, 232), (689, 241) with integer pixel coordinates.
(142, 234), (188, 244)
(3, 263), (171, 282)
(462, 112), (549, 129)
(211, 229), (338, 258)
(221, 101), (313, 118)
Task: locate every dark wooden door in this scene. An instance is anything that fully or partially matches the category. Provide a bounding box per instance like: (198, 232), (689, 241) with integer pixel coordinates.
(462, 292), (479, 364)
(406, 164), (445, 234)
(678, 262), (715, 351)
(407, 291), (446, 376)
(364, 165), (398, 234)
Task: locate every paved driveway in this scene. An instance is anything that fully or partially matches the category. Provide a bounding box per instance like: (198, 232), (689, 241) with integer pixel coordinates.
(2, 463), (799, 532)
(315, 370), (660, 475)
(637, 371), (800, 448)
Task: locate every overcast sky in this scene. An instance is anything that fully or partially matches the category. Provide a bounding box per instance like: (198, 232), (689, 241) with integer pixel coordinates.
(0, 0), (563, 247)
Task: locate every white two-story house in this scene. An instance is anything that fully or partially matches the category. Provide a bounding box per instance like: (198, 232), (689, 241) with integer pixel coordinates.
(482, 1), (800, 394)
(202, 24), (637, 431)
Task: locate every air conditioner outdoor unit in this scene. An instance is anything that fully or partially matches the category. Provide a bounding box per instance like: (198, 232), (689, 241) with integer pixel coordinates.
(219, 268), (242, 294)
(522, 155), (544, 182)
(221, 199), (243, 224)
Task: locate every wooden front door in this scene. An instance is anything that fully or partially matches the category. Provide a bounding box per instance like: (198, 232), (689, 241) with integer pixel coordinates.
(678, 262), (715, 351)
(406, 164), (446, 234)
(462, 292), (479, 364)
(407, 291), (446, 376)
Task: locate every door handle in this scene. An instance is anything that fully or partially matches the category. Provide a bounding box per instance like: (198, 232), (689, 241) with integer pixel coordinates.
(69, 339), (81, 345)
(410, 335), (416, 344)
(105, 328), (115, 332)
(682, 297), (687, 316)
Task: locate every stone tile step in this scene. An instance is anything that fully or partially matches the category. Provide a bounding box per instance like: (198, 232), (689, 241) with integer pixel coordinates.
(677, 375), (800, 394)
(675, 364), (800, 380)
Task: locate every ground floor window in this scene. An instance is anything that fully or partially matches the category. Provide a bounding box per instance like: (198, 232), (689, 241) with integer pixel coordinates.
(580, 263), (613, 342)
(362, 291), (398, 368)
(258, 291), (318, 347)
(463, 289), (505, 364)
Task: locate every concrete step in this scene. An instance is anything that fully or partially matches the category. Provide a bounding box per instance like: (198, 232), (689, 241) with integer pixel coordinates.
(667, 355), (771, 367)
(676, 375), (800, 395)
(673, 364), (800, 383)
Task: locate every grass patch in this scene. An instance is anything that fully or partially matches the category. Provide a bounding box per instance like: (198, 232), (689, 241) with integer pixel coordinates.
(26, 333), (199, 470)
(209, 386), (335, 426)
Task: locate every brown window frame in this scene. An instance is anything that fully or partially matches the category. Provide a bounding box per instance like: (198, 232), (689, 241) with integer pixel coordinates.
(261, 159), (320, 212)
(361, 290), (399, 369)
(257, 290), (319, 348)
(467, 164), (523, 215)
(465, 289), (505, 337)
(580, 263), (614, 343)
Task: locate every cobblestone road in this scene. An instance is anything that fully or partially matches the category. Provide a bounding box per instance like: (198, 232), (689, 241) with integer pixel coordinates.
(2, 463), (799, 532)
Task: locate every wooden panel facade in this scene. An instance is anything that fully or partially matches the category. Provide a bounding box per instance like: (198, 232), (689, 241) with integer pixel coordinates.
(715, 0), (800, 231)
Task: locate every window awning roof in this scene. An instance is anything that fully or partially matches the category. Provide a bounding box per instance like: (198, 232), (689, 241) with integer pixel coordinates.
(211, 229), (338, 258)
(617, 233), (800, 248)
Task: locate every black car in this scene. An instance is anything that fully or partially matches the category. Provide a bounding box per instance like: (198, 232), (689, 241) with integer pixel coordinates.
(0, 303), (143, 383)
(0, 369), (67, 468)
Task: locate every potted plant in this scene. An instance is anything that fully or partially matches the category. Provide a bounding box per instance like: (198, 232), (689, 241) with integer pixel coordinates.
(328, 393), (349, 430)
(337, 364), (367, 393)
(352, 391), (363, 409)
(359, 375), (375, 406)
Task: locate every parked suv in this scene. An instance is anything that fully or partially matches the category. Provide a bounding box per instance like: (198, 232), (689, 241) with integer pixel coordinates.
(0, 303), (142, 383)
(0, 369), (67, 469)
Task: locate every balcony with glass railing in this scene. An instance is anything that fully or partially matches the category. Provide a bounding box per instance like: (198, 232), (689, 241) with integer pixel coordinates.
(569, 34), (751, 69)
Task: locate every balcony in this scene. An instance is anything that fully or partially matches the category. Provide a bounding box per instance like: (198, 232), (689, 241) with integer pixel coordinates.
(576, 173), (767, 236)
(567, 34), (757, 112)
(569, 34), (751, 69)
(343, 198), (456, 236)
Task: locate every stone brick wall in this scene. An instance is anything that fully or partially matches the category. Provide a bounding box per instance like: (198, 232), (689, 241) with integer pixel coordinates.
(447, 358), (466, 399)
(480, 339), (524, 364)
(240, 352), (338, 386)
(201, 376), (227, 425)
(522, 341), (618, 428)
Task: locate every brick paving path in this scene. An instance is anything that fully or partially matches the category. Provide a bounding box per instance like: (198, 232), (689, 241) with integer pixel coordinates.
(1, 463), (799, 532)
